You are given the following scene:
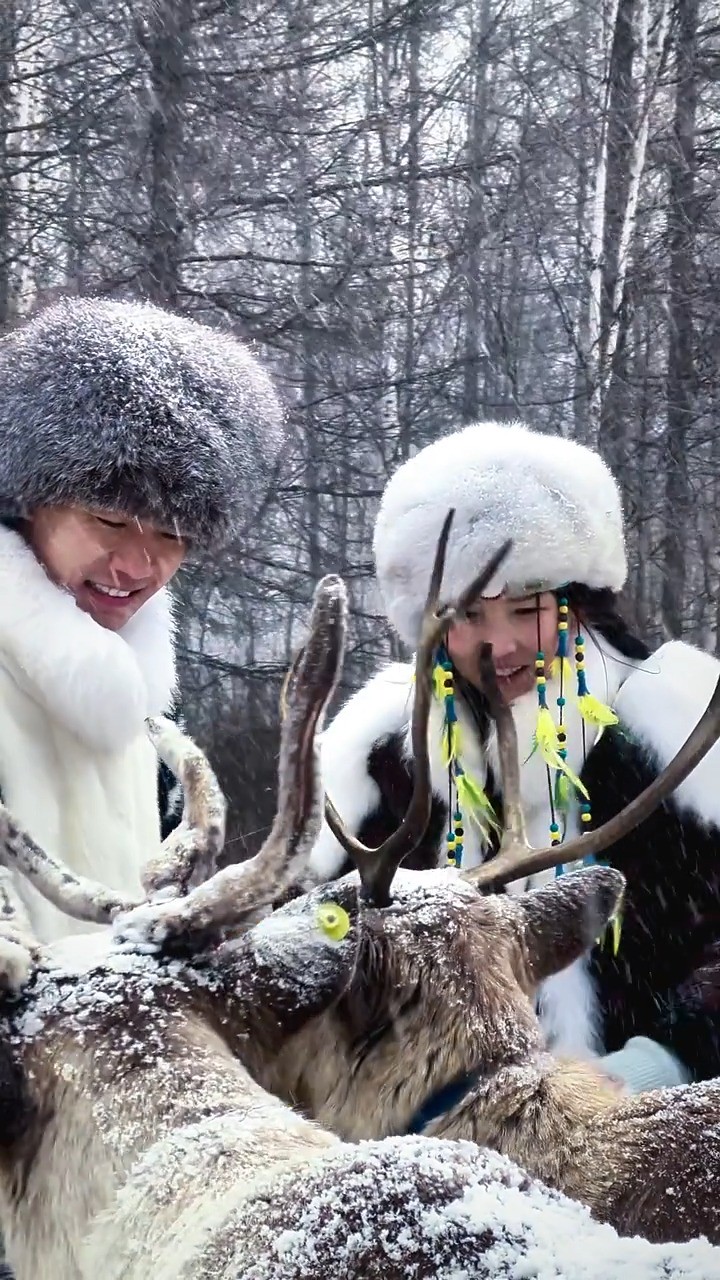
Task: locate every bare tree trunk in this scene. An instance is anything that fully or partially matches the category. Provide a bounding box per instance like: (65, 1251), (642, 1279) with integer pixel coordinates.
(398, 6), (421, 458)
(462, 0), (492, 422)
(8, 1), (51, 319)
(661, 0), (698, 638)
(596, 0), (636, 472)
(587, 0), (669, 452)
(136, 0), (192, 306)
(64, 137), (89, 290)
(0, 1), (17, 328)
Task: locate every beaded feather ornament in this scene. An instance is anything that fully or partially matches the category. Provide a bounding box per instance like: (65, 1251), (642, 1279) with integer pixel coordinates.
(432, 603), (622, 950)
(543, 594), (622, 950)
(432, 645), (498, 868)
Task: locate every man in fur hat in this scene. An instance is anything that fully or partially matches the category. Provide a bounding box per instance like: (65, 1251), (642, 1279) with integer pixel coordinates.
(0, 296), (287, 943)
(309, 421), (720, 1094)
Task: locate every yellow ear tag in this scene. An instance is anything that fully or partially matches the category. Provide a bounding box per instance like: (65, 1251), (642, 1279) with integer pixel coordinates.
(315, 902), (351, 942)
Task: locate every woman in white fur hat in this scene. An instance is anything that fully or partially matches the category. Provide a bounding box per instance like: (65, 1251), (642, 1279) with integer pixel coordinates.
(309, 420), (720, 1094)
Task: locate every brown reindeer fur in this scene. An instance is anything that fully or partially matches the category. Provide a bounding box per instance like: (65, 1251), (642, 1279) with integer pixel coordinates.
(253, 866), (720, 1247)
(7, 899), (716, 1278)
(1, 881), (719, 1277)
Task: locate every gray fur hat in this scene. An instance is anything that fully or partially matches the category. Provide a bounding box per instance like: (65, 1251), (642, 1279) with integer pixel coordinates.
(0, 296), (288, 549)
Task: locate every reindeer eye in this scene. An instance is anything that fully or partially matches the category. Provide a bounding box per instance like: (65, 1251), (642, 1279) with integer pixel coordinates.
(316, 902), (351, 942)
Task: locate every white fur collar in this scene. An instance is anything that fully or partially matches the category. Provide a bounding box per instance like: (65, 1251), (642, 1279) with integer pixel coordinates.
(0, 525), (177, 753)
(613, 639), (720, 830)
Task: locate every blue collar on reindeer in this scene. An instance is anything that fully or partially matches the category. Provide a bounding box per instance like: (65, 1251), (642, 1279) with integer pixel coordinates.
(406, 1066), (484, 1135)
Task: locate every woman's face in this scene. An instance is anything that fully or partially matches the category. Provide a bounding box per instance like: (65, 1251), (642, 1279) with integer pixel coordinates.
(446, 591), (560, 704)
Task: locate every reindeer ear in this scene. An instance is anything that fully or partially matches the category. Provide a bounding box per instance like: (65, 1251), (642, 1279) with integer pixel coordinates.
(519, 866), (625, 985)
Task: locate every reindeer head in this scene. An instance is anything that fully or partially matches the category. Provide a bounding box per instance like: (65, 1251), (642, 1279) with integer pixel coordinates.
(253, 862), (624, 1139)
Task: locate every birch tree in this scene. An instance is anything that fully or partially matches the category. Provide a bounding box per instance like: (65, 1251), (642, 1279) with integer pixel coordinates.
(585, 0), (670, 457)
(661, 0), (699, 637)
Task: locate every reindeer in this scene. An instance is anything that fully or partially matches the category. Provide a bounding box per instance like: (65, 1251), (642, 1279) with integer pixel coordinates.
(4, 551), (715, 1279)
(0, 525), (717, 1277)
(245, 627), (720, 1248)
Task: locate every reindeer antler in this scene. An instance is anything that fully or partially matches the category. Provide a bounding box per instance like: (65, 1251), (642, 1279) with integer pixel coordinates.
(112, 573), (348, 949)
(324, 513), (513, 906)
(465, 645), (720, 889)
(0, 808), (138, 925)
(141, 718), (227, 899)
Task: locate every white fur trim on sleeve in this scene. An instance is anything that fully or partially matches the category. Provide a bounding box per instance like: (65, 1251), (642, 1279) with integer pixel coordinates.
(613, 640), (720, 830)
(308, 662), (414, 883)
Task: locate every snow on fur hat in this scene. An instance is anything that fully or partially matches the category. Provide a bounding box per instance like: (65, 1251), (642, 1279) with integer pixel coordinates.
(0, 296), (287, 549)
(373, 420), (627, 647)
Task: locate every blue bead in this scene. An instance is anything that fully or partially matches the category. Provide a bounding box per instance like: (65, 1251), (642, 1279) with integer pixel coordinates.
(557, 695), (566, 706)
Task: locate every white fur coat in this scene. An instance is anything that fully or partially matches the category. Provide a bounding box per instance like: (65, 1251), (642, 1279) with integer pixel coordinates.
(0, 526), (177, 941)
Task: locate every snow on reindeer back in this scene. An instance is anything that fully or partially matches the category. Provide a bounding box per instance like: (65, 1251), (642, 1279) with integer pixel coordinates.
(184, 1136), (720, 1279)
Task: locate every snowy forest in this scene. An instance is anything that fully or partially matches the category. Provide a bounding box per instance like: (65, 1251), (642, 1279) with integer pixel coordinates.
(0, 0), (715, 853)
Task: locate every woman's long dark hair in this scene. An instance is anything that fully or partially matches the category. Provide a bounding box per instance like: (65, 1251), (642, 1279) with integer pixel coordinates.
(565, 583), (651, 663)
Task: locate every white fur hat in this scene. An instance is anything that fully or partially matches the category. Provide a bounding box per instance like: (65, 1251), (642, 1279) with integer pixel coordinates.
(373, 421), (627, 647)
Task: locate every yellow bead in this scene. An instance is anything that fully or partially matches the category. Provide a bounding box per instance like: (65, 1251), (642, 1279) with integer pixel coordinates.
(581, 812), (592, 824)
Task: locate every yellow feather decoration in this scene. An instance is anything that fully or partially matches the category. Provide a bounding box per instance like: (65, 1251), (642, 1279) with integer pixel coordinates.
(576, 693), (619, 728)
(554, 771), (571, 812)
(534, 708), (590, 800)
(433, 663), (449, 701)
(610, 912), (622, 955)
(550, 656), (573, 684)
(455, 771), (500, 836)
(441, 719), (460, 768)
(597, 910), (623, 954)
(534, 706), (560, 759)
